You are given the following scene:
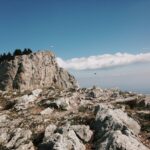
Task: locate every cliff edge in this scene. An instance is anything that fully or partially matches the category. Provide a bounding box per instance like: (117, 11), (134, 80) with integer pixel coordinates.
(0, 51), (78, 91)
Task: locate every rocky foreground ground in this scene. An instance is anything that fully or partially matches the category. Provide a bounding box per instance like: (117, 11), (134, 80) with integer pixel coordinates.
(0, 86), (149, 150)
(0, 51), (149, 150)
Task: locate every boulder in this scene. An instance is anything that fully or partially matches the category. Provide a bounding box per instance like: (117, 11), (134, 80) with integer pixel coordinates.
(0, 128), (10, 145)
(0, 114), (10, 128)
(114, 95), (149, 109)
(86, 87), (103, 98)
(44, 124), (57, 141)
(71, 125), (93, 142)
(40, 125), (85, 150)
(137, 96), (150, 109)
(32, 89), (42, 97)
(40, 108), (53, 116)
(4, 128), (33, 149)
(96, 130), (149, 150)
(48, 97), (71, 111)
(94, 104), (149, 150)
(15, 141), (35, 150)
(94, 104), (141, 135)
(0, 114), (10, 124)
(14, 89), (42, 110)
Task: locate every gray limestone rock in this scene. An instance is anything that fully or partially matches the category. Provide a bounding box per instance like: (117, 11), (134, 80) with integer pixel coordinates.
(94, 104), (149, 150)
(40, 107), (53, 116)
(5, 128), (33, 149)
(96, 130), (149, 150)
(14, 89), (42, 110)
(15, 141), (35, 150)
(0, 51), (78, 92)
(40, 124), (85, 150)
(94, 104), (141, 135)
(70, 125), (93, 142)
(48, 97), (71, 111)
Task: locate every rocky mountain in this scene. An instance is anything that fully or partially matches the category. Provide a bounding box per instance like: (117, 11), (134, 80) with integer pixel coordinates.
(0, 51), (78, 92)
(0, 51), (149, 150)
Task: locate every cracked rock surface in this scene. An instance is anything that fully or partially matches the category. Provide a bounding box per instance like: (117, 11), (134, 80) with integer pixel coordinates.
(0, 51), (78, 92)
(0, 87), (149, 150)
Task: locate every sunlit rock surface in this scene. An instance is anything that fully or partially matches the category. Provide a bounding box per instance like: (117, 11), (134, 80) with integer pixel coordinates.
(0, 51), (78, 92)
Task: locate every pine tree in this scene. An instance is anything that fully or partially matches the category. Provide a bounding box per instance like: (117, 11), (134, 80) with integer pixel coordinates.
(23, 48), (28, 55)
(27, 48), (32, 54)
(0, 54), (2, 63)
(23, 48), (32, 55)
(13, 49), (22, 56)
(7, 52), (13, 61)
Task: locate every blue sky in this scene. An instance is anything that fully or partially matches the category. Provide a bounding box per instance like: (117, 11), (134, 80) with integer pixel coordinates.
(0, 0), (150, 58)
(0, 0), (150, 93)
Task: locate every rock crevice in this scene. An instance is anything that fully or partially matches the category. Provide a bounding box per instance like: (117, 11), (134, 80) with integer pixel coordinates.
(0, 51), (78, 92)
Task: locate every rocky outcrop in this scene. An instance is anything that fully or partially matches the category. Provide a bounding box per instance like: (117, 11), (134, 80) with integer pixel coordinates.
(0, 57), (149, 150)
(70, 125), (93, 142)
(94, 104), (148, 150)
(0, 51), (78, 92)
(0, 127), (34, 150)
(39, 124), (87, 150)
(0, 87), (149, 149)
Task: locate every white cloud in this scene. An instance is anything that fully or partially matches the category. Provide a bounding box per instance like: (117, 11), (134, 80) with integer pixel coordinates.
(56, 52), (150, 70)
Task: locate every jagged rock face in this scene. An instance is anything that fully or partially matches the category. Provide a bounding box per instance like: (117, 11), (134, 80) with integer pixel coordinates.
(0, 51), (78, 91)
(94, 104), (148, 150)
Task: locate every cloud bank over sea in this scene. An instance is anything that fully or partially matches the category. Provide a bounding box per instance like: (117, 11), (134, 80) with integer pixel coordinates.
(57, 52), (150, 70)
(57, 52), (150, 93)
